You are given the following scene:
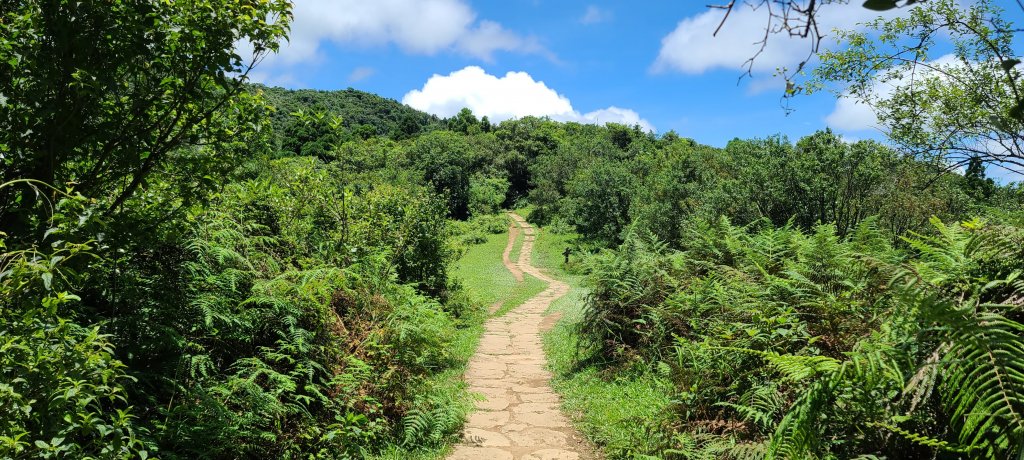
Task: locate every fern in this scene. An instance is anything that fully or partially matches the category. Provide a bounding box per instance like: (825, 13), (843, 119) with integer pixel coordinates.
(715, 383), (785, 432)
(400, 396), (464, 448)
(764, 219), (1024, 458)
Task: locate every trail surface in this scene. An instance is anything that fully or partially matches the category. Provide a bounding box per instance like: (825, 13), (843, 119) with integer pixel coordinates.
(449, 214), (595, 460)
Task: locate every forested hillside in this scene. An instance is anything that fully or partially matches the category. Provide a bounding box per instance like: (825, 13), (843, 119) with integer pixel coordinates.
(2, 1), (1024, 459)
(259, 86), (445, 151)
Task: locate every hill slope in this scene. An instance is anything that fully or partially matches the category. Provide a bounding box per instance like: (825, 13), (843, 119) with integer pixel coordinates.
(257, 85), (443, 143)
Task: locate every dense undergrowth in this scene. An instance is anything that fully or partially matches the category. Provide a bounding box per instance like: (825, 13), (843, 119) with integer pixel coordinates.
(3, 2), (1024, 458)
(567, 217), (1024, 458)
(0, 157), (496, 458)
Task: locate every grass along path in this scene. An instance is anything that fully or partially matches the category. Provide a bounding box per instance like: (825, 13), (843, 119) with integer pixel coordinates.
(453, 218), (545, 316)
(448, 213), (596, 460)
(531, 223), (675, 460)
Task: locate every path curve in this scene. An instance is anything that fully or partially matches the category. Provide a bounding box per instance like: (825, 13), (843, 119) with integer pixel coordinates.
(502, 219), (524, 283)
(449, 213), (595, 460)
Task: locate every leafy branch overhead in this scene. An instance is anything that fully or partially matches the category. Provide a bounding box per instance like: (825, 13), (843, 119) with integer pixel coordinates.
(0, 0), (292, 233)
(812, 0), (1024, 174)
(710, 0), (1024, 174)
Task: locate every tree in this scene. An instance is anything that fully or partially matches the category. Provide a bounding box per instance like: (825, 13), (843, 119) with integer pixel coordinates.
(0, 0), (291, 235)
(448, 107), (481, 135)
(280, 110), (345, 160)
(495, 117), (564, 206)
(812, 0), (1024, 175)
(562, 158), (635, 245)
(408, 131), (473, 219)
(965, 156), (997, 201)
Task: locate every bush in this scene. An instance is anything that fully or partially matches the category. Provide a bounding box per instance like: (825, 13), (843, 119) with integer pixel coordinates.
(147, 162), (470, 458)
(469, 176), (510, 217)
(574, 216), (1024, 458)
(0, 195), (148, 459)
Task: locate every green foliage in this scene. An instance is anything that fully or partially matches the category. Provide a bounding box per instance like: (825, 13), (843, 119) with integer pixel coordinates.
(447, 108), (483, 135)
(280, 110), (345, 159)
(561, 158), (635, 246)
(965, 156), (998, 202)
(495, 117), (565, 207)
(812, 0), (1024, 173)
(0, 0), (290, 233)
(0, 189), (148, 459)
(568, 213), (1024, 459)
(407, 131), (475, 220)
(259, 86), (442, 143)
(349, 181), (455, 296)
(147, 158), (472, 458)
(469, 176), (510, 217)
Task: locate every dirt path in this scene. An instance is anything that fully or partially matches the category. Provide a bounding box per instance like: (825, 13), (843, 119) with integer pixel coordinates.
(502, 219), (524, 282)
(449, 213), (595, 460)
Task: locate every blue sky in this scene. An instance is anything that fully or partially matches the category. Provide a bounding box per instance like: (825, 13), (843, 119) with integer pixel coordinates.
(247, 0), (1023, 182)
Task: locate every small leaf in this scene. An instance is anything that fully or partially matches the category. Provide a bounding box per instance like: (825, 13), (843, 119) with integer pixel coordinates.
(41, 272), (53, 290)
(1010, 100), (1024, 122)
(863, 0), (899, 11)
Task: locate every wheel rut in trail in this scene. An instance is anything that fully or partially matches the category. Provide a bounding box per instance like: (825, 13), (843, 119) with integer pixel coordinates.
(449, 213), (596, 460)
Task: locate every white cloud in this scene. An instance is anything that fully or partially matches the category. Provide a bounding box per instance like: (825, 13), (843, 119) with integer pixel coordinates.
(456, 20), (551, 62)
(580, 5), (612, 25)
(653, 4), (904, 78)
(580, 107), (649, 129)
(249, 0), (549, 70)
(347, 67), (376, 83)
(402, 66), (654, 131)
(247, 70), (302, 88)
(826, 96), (879, 132)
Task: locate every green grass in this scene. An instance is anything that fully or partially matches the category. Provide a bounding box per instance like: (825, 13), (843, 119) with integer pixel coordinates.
(453, 231), (516, 307)
(545, 326), (675, 459)
(513, 204), (535, 221)
(529, 226), (577, 280)
(529, 216), (676, 460)
(509, 227), (525, 264)
(491, 273), (545, 317)
(452, 223), (546, 317)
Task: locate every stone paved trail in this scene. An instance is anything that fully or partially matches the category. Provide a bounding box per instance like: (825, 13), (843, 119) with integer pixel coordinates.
(449, 213), (596, 460)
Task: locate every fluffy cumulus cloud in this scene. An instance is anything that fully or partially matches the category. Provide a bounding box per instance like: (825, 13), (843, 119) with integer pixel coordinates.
(248, 0), (548, 67)
(825, 96), (879, 132)
(402, 66), (654, 131)
(653, 5), (902, 77)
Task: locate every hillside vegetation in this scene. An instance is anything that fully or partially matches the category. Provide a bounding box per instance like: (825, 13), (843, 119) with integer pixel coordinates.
(2, 1), (1024, 459)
